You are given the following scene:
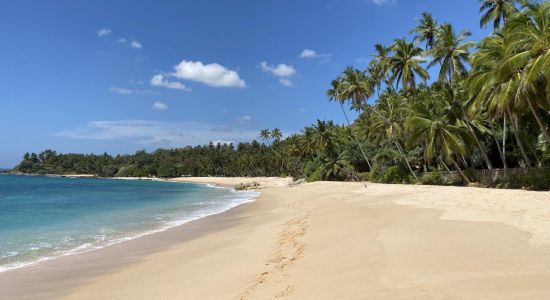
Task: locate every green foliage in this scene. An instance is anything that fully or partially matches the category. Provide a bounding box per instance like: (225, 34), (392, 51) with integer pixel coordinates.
(369, 165), (411, 184)
(507, 169), (550, 191)
(420, 171), (445, 185)
(12, 2), (550, 191)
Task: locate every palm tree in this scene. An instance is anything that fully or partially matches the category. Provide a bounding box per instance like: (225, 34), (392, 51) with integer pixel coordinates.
(271, 128), (282, 142)
(411, 12), (439, 49)
(327, 77), (373, 169)
(407, 101), (471, 183)
(370, 93), (419, 180)
(435, 82), (495, 169)
(479, 0), (519, 30)
(388, 38), (430, 91)
(470, 3), (550, 146)
(428, 23), (476, 83)
(340, 67), (373, 112)
(260, 129), (271, 143)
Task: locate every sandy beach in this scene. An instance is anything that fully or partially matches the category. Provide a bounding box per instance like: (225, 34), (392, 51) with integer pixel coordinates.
(2, 178), (550, 299)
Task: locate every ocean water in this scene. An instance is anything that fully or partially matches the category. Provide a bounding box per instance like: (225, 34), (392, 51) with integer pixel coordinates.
(0, 174), (258, 272)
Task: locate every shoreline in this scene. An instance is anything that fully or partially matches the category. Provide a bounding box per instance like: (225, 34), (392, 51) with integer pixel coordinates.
(0, 180), (267, 299)
(0, 177), (260, 275)
(2, 178), (550, 299)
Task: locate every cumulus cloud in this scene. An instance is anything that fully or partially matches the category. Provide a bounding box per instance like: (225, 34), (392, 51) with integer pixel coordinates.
(130, 40), (143, 49)
(97, 28), (112, 37)
(109, 86), (133, 94)
(259, 61), (296, 87)
(150, 74), (191, 91)
(152, 101), (168, 111)
(170, 60), (246, 88)
(259, 61), (296, 77)
(55, 120), (259, 148)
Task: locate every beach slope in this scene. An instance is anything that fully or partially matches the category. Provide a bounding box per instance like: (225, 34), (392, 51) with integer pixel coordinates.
(54, 179), (550, 299)
(2, 179), (549, 299)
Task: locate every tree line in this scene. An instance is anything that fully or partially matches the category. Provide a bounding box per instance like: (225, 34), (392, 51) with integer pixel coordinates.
(14, 0), (550, 187)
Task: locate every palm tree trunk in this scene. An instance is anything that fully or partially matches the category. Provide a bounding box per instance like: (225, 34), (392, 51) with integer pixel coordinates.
(439, 157), (452, 172)
(458, 103), (493, 169)
(489, 121), (508, 169)
(339, 102), (372, 169)
(451, 158), (471, 184)
(502, 115), (507, 167)
(394, 140), (418, 181)
(527, 98), (550, 145)
(506, 108), (532, 168)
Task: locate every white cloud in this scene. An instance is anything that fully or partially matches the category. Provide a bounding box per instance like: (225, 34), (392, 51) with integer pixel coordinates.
(97, 28), (112, 37)
(117, 38), (128, 43)
(152, 101), (168, 111)
(279, 78), (293, 87)
(109, 86), (133, 94)
(299, 108), (305, 112)
(259, 61), (295, 77)
(300, 49), (318, 58)
(299, 49), (332, 63)
(131, 40), (143, 49)
(236, 115), (252, 124)
(150, 74), (191, 91)
(55, 120), (259, 147)
(372, 0), (396, 6)
(171, 60), (246, 88)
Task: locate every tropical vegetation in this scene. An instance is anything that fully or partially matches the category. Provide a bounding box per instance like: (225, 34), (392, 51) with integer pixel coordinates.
(14, 0), (550, 189)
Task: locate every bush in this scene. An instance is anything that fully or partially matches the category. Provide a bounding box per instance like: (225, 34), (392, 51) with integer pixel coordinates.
(357, 172), (370, 181)
(381, 166), (410, 183)
(507, 169), (550, 190)
(421, 171), (444, 185)
(370, 166), (410, 184)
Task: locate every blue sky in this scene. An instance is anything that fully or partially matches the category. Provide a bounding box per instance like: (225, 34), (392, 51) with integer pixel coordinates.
(0, 0), (490, 167)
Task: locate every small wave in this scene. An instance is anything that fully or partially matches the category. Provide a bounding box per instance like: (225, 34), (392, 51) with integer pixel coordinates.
(0, 186), (260, 273)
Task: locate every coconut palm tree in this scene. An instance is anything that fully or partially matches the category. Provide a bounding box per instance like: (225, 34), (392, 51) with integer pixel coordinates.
(479, 0), (519, 30)
(407, 100), (471, 183)
(327, 77), (373, 169)
(260, 129), (271, 143)
(340, 67), (373, 111)
(428, 23), (476, 83)
(411, 12), (439, 49)
(405, 94), (469, 182)
(388, 38), (430, 91)
(370, 93), (419, 180)
(471, 3), (550, 146)
(271, 128), (282, 142)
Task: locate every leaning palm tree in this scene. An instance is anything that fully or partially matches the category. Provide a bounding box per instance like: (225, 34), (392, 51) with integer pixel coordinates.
(407, 102), (471, 183)
(370, 93), (419, 180)
(500, 1), (550, 143)
(388, 38), (430, 91)
(479, 0), (519, 30)
(428, 23), (476, 83)
(340, 67), (373, 112)
(327, 77), (373, 169)
(472, 2), (550, 145)
(411, 12), (439, 49)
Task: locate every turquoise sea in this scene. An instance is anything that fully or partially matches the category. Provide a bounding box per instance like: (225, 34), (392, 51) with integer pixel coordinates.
(0, 174), (258, 272)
